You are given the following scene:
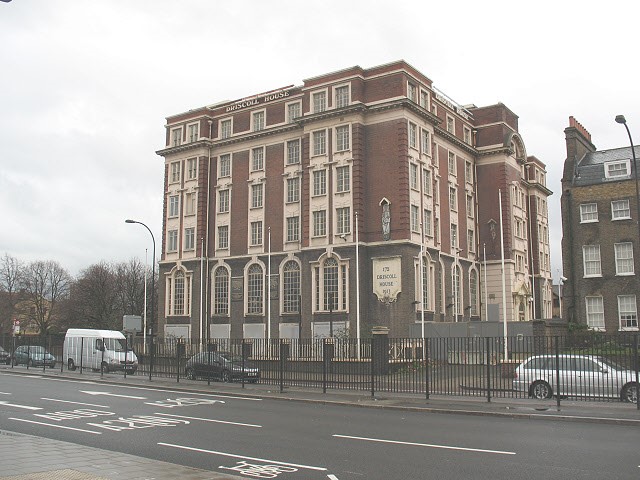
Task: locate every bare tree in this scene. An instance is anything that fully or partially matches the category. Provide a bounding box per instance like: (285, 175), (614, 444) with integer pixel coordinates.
(114, 258), (146, 319)
(22, 260), (72, 335)
(0, 253), (24, 334)
(67, 262), (119, 330)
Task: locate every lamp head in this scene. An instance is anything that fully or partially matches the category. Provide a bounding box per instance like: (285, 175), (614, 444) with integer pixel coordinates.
(615, 115), (627, 124)
(125, 219), (136, 224)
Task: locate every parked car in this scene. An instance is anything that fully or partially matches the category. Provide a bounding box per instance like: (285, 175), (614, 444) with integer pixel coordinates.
(513, 354), (638, 402)
(0, 346), (11, 365)
(185, 351), (259, 383)
(12, 345), (56, 368)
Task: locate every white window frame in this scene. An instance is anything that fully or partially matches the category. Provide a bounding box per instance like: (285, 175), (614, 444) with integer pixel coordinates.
(251, 183), (263, 209)
(604, 159), (630, 179)
(336, 165), (350, 193)
(286, 139), (300, 165)
(448, 151), (456, 175)
(313, 169), (327, 196)
(611, 199), (631, 220)
(252, 110), (265, 132)
(423, 169), (432, 196)
(408, 122), (417, 149)
(185, 192), (196, 216)
(170, 161), (180, 184)
(618, 295), (638, 330)
(219, 154), (231, 178)
(463, 126), (472, 145)
(218, 189), (230, 214)
(287, 102), (301, 123)
(171, 127), (182, 147)
(615, 242), (634, 275)
(450, 224), (458, 249)
(313, 210), (327, 237)
(250, 221), (263, 246)
(169, 195), (180, 218)
(334, 85), (350, 108)
(580, 203), (598, 223)
(421, 129), (431, 155)
(410, 205), (419, 232)
(286, 177), (300, 204)
(446, 115), (455, 134)
(251, 147), (264, 171)
(449, 186), (457, 211)
(217, 225), (229, 249)
(424, 209), (433, 237)
(335, 125), (350, 152)
(184, 227), (195, 251)
(220, 118), (232, 139)
(286, 216), (300, 243)
(586, 296), (605, 331)
(312, 130), (327, 156)
(186, 158), (197, 180)
(419, 89), (430, 110)
(312, 91), (327, 113)
(336, 207), (350, 235)
(167, 229), (178, 252)
(582, 245), (602, 277)
(409, 163), (418, 190)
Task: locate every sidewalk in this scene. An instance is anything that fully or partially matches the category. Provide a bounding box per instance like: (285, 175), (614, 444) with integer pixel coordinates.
(1, 366), (639, 479)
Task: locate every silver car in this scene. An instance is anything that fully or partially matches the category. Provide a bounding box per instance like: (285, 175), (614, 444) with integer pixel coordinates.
(513, 354), (638, 402)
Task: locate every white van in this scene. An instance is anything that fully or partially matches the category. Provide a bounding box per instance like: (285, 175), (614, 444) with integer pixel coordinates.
(63, 329), (138, 374)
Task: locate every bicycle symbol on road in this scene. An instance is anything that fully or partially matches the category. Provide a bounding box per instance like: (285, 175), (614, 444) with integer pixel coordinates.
(220, 460), (298, 478)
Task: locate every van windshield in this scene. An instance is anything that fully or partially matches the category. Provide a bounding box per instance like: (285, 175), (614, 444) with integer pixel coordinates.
(104, 338), (128, 352)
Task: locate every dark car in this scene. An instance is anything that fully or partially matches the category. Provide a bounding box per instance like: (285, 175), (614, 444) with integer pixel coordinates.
(12, 345), (56, 368)
(0, 346), (10, 365)
(185, 351), (259, 383)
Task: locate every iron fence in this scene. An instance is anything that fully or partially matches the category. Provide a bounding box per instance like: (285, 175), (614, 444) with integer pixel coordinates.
(1, 332), (638, 406)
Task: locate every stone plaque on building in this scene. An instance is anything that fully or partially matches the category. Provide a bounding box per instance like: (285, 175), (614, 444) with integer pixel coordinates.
(372, 256), (402, 303)
(231, 277), (243, 301)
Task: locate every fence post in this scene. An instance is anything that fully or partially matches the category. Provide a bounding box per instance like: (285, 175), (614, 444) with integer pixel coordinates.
(486, 337), (491, 403)
(279, 340), (286, 394)
(176, 340), (184, 383)
(634, 334), (639, 410)
(79, 337), (84, 374)
(370, 337), (375, 398)
(425, 337), (429, 401)
(11, 335), (15, 369)
(322, 338), (327, 394)
(148, 337), (154, 382)
(100, 343), (105, 377)
(124, 337), (128, 379)
(555, 336), (561, 410)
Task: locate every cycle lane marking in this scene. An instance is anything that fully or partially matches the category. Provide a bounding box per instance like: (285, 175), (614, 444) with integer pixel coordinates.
(9, 417), (102, 434)
(153, 412), (262, 428)
(158, 442), (327, 471)
(41, 397), (110, 408)
(332, 434), (516, 455)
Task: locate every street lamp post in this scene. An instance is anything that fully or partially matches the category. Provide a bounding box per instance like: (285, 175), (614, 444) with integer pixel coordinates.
(614, 115), (640, 410)
(125, 219), (155, 382)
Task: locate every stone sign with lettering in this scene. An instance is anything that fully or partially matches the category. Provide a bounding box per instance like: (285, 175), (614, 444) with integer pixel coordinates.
(372, 256), (402, 303)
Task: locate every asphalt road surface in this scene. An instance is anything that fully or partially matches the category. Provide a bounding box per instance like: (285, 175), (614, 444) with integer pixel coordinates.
(0, 371), (638, 480)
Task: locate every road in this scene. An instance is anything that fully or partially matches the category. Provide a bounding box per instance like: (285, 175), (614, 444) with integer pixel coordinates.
(0, 370), (638, 480)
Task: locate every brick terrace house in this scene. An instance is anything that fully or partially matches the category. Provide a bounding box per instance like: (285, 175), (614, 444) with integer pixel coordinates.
(155, 60), (553, 341)
(561, 117), (640, 332)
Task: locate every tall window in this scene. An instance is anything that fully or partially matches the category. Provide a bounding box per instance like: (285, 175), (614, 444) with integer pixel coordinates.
(586, 296), (605, 330)
(446, 116), (454, 134)
(184, 227), (195, 250)
(470, 270), (478, 316)
(323, 258), (339, 311)
(185, 192), (195, 216)
(247, 264), (264, 315)
(219, 154), (231, 178)
(287, 139), (300, 165)
(286, 216), (300, 242)
(449, 187), (457, 210)
(286, 177), (300, 203)
(168, 230), (178, 252)
(335, 86), (349, 108)
(423, 169), (432, 195)
(169, 195), (180, 217)
(251, 184), (263, 209)
(283, 260), (301, 313)
(252, 111), (265, 131)
(250, 221), (263, 246)
(618, 295), (638, 330)
(424, 209), (432, 236)
(467, 229), (475, 253)
(213, 266), (229, 315)
(420, 90), (429, 109)
(187, 158), (197, 180)
(466, 194), (474, 217)
(252, 147), (264, 171)
(187, 123), (198, 142)
(217, 225), (229, 249)
(170, 162), (180, 183)
(336, 166), (350, 193)
(583, 245), (602, 276)
(336, 125), (350, 151)
(612, 199), (630, 220)
(312, 91), (326, 113)
(448, 151), (456, 174)
(463, 127), (472, 145)
(410, 205), (419, 232)
(465, 161), (473, 183)
(421, 129), (430, 155)
(407, 83), (417, 102)
(313, 210), (327, 237)
(313, 170), (327, 196)
(168, 269), (190, 316)
(313, 130), (326, 156)
(287, 103), (301, 123)
(336, 207), (350, 235)
(451, 224), (458, 249)
(220, 119), (232, 139)
(615, 242), (634, 275)
(218, 189), (230, 213)
(410, 163), (418, 189)
(171, 128), (182, 147)
(409, 122), (417, 149)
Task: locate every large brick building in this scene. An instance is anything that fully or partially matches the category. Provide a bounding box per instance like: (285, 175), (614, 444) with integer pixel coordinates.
(561, 117), (640, 332)
(155, 60), (553, 341)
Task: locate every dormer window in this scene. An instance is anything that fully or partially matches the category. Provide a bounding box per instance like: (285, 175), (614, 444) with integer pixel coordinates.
(605, 159), (631, 179)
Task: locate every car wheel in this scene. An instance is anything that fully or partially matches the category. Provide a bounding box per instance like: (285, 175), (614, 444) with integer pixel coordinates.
(185, 368), (196, 380)
(530, 381), (553, 399)
(621, 383), (638, 403)
(68, 359), (76, 371)
(222, 370), (232, 383)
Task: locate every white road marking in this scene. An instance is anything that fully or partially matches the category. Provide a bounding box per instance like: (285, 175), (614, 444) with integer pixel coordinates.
(333, 434), (516, 455)
(0, 392), (11, 395)
(154, 412), (262, 428)
(41, 398), (110, 408)
(80, 390), (146, 399)
(0, 400), (42, 410)
(328, 475), (341, 480)
(10, 417), (102, 434)
(158, 442), (327, 471)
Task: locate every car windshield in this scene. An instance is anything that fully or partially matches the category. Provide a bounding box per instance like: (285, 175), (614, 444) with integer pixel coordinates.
(218, 352), (243, 363)
(598, 357), (626, 371)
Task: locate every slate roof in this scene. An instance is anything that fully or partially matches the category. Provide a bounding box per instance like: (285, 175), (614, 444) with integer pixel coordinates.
(573, 145), (640, 186)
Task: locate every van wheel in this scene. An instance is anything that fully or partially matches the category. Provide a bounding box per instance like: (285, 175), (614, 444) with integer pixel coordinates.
(530, 381), (553, 399)
(101, 362), (109, 373)
(68, 359), (76, 371)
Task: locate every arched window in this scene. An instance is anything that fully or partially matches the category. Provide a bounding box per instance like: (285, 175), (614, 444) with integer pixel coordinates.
(167, 268), (191, 316)
(247, 263), (264, 315)
(283, 260), (300, 313)
(312, 255), (348, 312)
(469, 269), (478, 316)
(213, 266), (229, 315)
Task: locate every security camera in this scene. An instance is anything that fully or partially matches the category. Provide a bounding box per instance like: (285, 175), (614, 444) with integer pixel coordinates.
(561, 276), (567, 282)
(339, 234), (347, 240)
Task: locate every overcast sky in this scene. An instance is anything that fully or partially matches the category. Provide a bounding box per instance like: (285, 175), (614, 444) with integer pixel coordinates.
(1, 1), (639, 279)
